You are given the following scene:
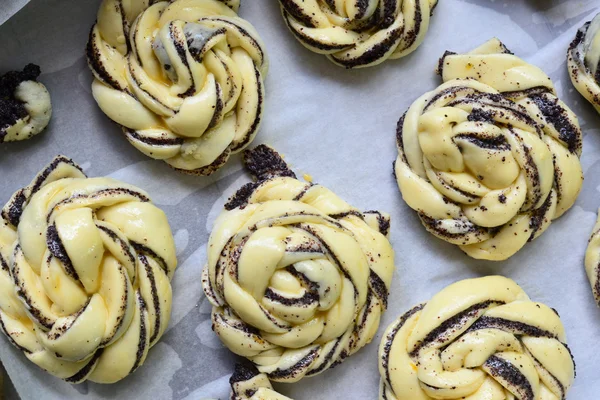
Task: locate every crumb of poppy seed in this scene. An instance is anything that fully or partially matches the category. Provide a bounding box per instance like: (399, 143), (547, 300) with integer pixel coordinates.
(243, 144), (297, 181)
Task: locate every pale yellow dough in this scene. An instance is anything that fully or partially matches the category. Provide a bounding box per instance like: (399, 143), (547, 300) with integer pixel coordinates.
(378, 276), (576, 400)
(87, 0), (268, 175)
(0, 156), (177, 383)
(584, 210), (600, 307)
(202, 145), (395, 382)
(1, 65), (52, 143)
(568, 13), (600, 113)
(279, 0), (438, 68)
(229, 364), (292, 400)
(395, 38), (583, 260)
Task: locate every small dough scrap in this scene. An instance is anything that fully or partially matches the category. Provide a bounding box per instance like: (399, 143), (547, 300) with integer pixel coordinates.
(0, 64), (51, 143)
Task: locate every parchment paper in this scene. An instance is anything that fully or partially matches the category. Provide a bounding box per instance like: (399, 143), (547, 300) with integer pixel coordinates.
(1, 0), (600, 398)
(0, 0), (29, 26)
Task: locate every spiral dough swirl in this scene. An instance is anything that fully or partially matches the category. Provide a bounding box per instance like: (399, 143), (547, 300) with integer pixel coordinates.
(394, 38), (583, 260)
(87, 0), (268, 175)
(378, 276), (576, 400)
(279, 0), (438, 68)
(229, 363), (292, 400)
(568, 12), (600, 114)
(0, 156), (177, 383)
(202, 145), (395, 382)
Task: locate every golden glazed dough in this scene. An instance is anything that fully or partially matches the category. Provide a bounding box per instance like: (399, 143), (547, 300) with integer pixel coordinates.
(0, 64), (51, 143)
(229, 364), (292, 400)
(568, 12), (600, 113)
(394, 38), (583, 260)
(87, 0), (268, 175)
(378, 276), (576, 400)
(202, 145), (395, 382)
(279, 0), (438, 68)
(0, 156), (177, 383)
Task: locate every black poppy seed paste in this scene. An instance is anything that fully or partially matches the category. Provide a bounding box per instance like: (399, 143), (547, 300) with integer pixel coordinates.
(0, 64), (41, 141)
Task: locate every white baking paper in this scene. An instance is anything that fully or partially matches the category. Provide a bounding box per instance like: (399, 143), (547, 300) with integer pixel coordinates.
(1, 0), (600, 398)
(0, 0), (30, 26)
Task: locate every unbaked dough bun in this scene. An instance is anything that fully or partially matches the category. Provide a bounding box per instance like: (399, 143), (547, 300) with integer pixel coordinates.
(0, 156), (177, 383)
(394, 38), (583, 260)
(378, 276), (576, 400)
(202, 145), (395, 382)
(279, 0), (439, 68)
(87, 0), (268, 175)
(0, 64), (51, 143)
(568, 12), (600, 113)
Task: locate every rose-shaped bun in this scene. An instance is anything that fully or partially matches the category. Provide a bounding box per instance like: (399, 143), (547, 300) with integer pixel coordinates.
(0, 156), (177, 383)
(568, 12), (600, 113)
(87, 0), (268, 175)
(229, 364), (292, 400)
(202, 145), (395, 382)
(279, 0), (438, 68)
(0, 64), (51, 143)
(394, 38), (583, 260)
(378, 276), (576, 400)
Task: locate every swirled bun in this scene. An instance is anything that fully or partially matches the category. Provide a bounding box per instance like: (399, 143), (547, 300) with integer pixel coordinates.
(0, 64), (51, 143)
(279, 0), (438, 68)
(229, 364), (292, 400)
(0, 156), (177, 383)
(202, 145), (395, 382)
(87, 0), (268, 175)
(394, 38), (583, 260)
(378, 276), (576, 400)
(568, 13), (600, 113)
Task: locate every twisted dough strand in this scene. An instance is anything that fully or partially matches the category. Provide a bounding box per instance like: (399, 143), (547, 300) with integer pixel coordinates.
(202, 145), (395, 382)
(584, 211), (600, 307)
(229, 364), (292, 400)
(279, 0), (438, 68)
(568, 13), (600, 113)
(0, 156), (177, 383)
(378, 276), (576, 400)
(87, 0), (268, 175)
(394, 38), (583, 260)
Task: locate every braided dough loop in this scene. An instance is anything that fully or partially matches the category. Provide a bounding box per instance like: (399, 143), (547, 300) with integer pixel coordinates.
(229, 364), (292, 400)
(378, 276), (576, 400)
(279, 0), (438, 69)
(0, 156), (177, 383)
(568, 13), (600, 114)
(202, 145), (395, 382)
(87, 0), (268, 175)
(394, 38), (583, 260)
